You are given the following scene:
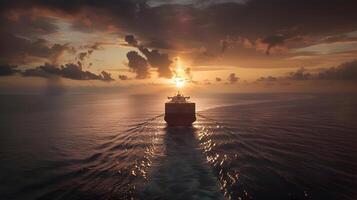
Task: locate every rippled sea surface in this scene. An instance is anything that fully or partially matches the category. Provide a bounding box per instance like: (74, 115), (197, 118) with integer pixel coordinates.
(0, 93), (356, 200)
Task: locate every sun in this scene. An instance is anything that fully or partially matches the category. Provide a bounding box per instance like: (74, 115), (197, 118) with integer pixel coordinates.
(171, 57), (187, 89)
(174, 77), (186, 88)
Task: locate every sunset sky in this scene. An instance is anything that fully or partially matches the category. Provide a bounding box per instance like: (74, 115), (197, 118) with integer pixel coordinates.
(0, 0), (357, 94)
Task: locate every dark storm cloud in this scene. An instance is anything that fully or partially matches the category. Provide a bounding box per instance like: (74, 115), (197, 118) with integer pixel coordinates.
(126, 51), (150, 79)
(22, 63), (114, 81)
(0, 32), (69, 65)
(228, 73), (239, 84)
(0, 0), (149, 38)
(148, 0), (248, 7)
(138, 47), (172, 78)
(107, 0), (357, 57)
(316, 60), (357, 80)
(261, 35), (287, 55)
(0, 13), (59, 36)
(125, 35), (173, 78)
(0, 64), (19, 76)
(2, 0), (357, 45)
(125, 35), (138, 47)
(0, 11), (69, 65)
(0, 0), (146, 15)
(1, 0), (357, 68)
(0, 0), (147, 65)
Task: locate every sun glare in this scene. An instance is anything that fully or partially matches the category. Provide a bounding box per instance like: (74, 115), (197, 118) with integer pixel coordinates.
(171, 57), (187, 89)
(174, 77), (185, 88)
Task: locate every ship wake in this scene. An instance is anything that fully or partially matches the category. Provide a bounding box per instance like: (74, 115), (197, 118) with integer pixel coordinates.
(16, 114), (249, 200)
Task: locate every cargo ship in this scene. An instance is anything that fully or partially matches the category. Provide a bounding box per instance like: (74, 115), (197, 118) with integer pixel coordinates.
(164, 92), (196, 126)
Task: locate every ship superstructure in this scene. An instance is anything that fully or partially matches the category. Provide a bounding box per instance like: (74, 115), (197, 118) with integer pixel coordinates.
(164, 92), (196, 126)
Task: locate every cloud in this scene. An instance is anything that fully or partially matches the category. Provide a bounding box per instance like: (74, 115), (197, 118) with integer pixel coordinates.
(0, 32), (69, 65)
(148, 0), (248, 7)
(83, 42), (103, 51)
(75, 42), (105, 65)
(256, 67), (313, 81)
(0, 13), (69, 65)
(1, 0), (357, 74)
(125, 35), (138, 47)
(100, 70), (114, 81)
(184, 67), (193, 80)
(216, 77), (222, 82)
(22, 69), (50, 78)
(260, 35), (287, 55)
(126, 51), (150, 79)
(3, 0), (357, 53)
(292, 41), (357, 55)
(2, 13), (59, 36)
(125, 35), (173, 78)
(139, 46), (172, 78)
(77, 49), (94, 61)
(22, 63), (114, 81)
(118, 74), (130, 80)
(228, 73), (239, 84)
(288, 67), (312, 80)
(256, 76), (278, 82)
(316, 60), (357, 80)
(78, 52), (89, 61)
(259, 60), (357, 81)
(0, 64), (19, 76)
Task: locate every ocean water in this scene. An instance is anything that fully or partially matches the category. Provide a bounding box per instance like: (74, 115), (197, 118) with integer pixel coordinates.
(0, 93), (356, 200)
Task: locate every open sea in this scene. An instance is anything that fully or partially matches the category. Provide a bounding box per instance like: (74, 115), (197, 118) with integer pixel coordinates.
(0, 93), (356, 200)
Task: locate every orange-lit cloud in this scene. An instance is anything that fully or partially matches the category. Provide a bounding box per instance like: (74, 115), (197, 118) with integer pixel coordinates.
(0, 0), (357, 92)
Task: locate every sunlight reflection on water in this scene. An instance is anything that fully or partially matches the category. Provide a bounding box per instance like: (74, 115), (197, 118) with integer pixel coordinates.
(0, 93), (356, 200)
